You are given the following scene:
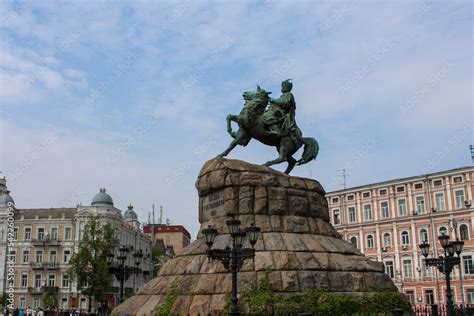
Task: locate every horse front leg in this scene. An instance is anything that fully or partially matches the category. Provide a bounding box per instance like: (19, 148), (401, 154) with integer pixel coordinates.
(217, 139), (239, 158)
(226, 114), (239, 139)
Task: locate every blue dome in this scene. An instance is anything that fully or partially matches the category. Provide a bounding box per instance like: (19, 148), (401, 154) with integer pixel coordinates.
(124, 204), (138, 220)
(0, 193), (14, 207)
(91, 188), (114, 206)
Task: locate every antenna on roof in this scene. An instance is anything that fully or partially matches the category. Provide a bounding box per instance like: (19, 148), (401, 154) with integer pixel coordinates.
(470, 145), (474, 163)
(340, 169), (348, 189)
(160, 205), (163, 224)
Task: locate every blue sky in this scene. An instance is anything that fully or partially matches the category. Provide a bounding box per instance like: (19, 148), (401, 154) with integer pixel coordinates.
(0, 0), (472, 238)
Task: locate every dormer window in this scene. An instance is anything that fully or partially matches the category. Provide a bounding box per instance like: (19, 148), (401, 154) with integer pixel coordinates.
(363, 192), (371, 198)
(414, 183), (423, 190)
(379, 189), (387, 195)
(433, 179), (443, 187)
(347, 195), (355, 201)
(396, 186), (405, 193)
(332, 197), (339, 203)
(453, 176), (463, 183)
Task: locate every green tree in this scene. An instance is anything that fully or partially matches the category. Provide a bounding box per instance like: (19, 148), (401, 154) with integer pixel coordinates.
(0, 293), (8, 307)
(68, 218), (116, 312)
(42, 287), (58, 309)
(151, 243), (170, 277)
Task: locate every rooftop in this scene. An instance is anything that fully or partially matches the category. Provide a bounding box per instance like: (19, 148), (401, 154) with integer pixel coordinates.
(14, 208), (77, 220)
(327, 166), (474, 195)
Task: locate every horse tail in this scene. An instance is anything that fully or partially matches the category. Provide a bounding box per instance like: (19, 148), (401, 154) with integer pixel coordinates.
(297, 137), (319, 165)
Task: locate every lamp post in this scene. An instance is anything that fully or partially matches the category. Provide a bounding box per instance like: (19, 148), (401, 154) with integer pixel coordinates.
(202, 219), (261, 316)
(419, 233), (464, 316)
(106, 245), (144, 303)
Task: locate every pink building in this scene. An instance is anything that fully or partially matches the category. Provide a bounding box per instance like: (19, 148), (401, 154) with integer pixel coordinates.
(327, 166), (474, 306)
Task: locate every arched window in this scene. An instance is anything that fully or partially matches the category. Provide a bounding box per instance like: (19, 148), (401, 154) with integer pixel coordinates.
(383, 233), (391, 247)
(439, 226), (448, 236)
(350, 236), (358, 248)
(420, 229), (429, 243)
(367, 235), (374, 248)
(460, 224), (470, 241)
(401, 231), (410, 245)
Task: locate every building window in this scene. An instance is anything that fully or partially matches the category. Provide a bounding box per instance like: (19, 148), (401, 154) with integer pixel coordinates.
(439, 226), (448, 236)
(398, 198), (407, 216)
(36, 250), (43, 263)
(348, 206), (356, 223)
(0, 225), (3, 240)
(455, 190), (465, 209)
(467, 289), (474, 305)
(385, 261), (394, 278)
(435, 192), (445, 211)
(350, 237), (358, 248)
(403, 259), (413, 278)
(64, 227), (72, 240)
(401, 231), (410, 245)
(383, 233), (391, 247)
(405, 290), (414, 304)
(460, 224), (470, 241)
(363, 192), (371, 198)
(48, 274), (56, 287)
(21, 273), (28, 288)
(33, 298), (40, 309)
(366, 235), (374, 248)
(415, 196), (425, 213)
(422, 259), (432, 276)
(51, 227), (58, 240)
(379, 189), (387, 195)
(10, 251), (16, 263)
(62, 274), (70, 288)
(64, 250), (71, 263)
(20, 297), (26, 309)
(414, 182), (423, 190)
(24, 227), (31, 241)
(50, 250), (57, 265)
(34, 274), (42, 289)
(420, 229), (429, 243)
(332, 197), (339, 203)
(453, 176), (463, 183)
(37, 227), (45, 240)
(14, 228), (18, 240)
(425, 289), (435, 305)
(396, 186), (405, 193)
(433, 179), (443, 187)
(463, 256), (474, 275)
(22, 250), (29, 263)
(333, 209), (341, 225)
(347, 195), (354, 201)
(380, 201), (390, 219)
(364, 204), (373, 221)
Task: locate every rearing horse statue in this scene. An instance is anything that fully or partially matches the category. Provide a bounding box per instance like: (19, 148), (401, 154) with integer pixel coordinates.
(218, 85), (319, 174)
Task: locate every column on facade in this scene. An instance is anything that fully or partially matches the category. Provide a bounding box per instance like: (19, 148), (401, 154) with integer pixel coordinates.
(466, 173), (473, 203)
(407, 184), (414, 214)
(392, 221), (400, 277)
(356, 192), (362, 223)
(373, 193), (379, 222)
(389, 189), (397, 219)
(446, 176), (453, 210)
(376, 223), (382, 261)
(359, 226), (364, 254)
(410, 219), (420, 281)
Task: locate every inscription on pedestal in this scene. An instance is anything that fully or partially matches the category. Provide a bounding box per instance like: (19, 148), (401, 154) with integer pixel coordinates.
(203, 190), (225, 219)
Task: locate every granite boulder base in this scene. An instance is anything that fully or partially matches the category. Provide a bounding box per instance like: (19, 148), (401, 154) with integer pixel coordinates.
(113, 158), (395, 315)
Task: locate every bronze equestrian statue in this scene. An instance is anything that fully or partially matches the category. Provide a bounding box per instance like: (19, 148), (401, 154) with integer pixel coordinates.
(218, 80), (319, 174)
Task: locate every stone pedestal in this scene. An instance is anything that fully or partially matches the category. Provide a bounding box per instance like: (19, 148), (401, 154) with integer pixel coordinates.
(113, 158), (395, 315)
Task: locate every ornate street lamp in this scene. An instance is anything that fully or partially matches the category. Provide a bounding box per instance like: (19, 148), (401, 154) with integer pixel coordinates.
(419, 234), (464, 316)
(203, 219), (261, 316)
(106, 245), (144, 303)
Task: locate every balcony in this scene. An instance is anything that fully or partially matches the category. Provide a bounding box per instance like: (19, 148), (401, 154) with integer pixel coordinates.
(30, 262), (44, 270)
(47, 239), (60, 246)
(31, 238), (45, 246)
(43, 286), (59, 293)
(28, 287), (43, 295)
(46, 262), (59, 270)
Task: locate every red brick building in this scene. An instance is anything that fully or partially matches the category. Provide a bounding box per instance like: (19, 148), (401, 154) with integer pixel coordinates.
(143, 224), (191, 256)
